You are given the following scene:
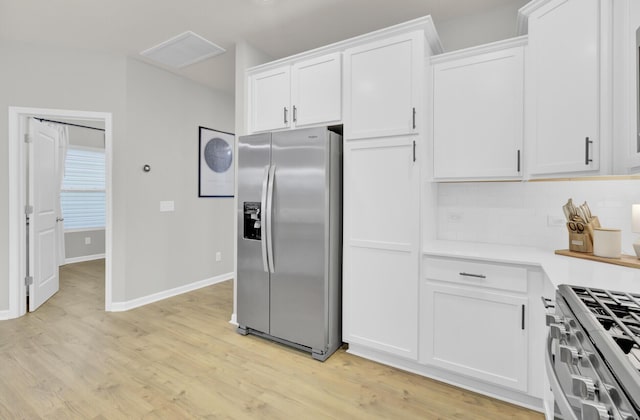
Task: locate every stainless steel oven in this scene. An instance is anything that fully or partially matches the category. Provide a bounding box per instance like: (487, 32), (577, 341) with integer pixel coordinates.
(545, 285), (640, 420)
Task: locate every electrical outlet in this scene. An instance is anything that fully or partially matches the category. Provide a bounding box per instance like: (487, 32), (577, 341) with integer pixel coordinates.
(447, 210), (463, 224)
(85, 237), (91, 245)
(216, 252), (222, 262)
(547, 215), (566, 227)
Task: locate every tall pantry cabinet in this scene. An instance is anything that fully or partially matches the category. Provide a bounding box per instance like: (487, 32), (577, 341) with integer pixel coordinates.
(341, 31), (427, 360)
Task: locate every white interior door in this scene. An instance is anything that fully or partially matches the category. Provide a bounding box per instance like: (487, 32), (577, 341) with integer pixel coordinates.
(28, 119), (60, 311)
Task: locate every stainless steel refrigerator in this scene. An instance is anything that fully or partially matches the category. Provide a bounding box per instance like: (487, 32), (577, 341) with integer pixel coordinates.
(236, 126), (342, 361)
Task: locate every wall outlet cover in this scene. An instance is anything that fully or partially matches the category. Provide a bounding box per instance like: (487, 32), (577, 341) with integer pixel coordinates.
(547, 215), (565, 227)
(160, 200), (175, 212)
(216, 252), (222, 262)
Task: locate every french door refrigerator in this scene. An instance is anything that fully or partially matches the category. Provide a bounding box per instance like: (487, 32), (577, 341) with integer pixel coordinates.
(236, 126), (342, 361)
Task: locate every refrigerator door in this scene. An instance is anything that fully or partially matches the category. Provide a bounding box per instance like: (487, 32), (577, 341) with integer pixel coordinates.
(237, 133), (271, 333)
(269, 127), (329, 350)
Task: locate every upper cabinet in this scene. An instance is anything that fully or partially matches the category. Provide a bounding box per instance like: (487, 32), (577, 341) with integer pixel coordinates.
(524, 0), (612, 176)
(343, 32), (423, 140)
(291, 53), (342, 128)
(249, 66), (291, 132)
(432, 39), (525, 180)
(248, 52), (342, 133)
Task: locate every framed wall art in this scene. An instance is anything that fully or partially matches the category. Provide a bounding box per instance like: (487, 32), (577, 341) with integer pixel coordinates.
(198, 126), (235, 197)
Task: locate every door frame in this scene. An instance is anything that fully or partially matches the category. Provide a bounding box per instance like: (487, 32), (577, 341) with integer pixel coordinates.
(8, 106), (114, 318)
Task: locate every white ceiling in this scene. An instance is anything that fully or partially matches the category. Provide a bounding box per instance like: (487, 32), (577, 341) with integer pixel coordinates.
(0, 0), (522, 93)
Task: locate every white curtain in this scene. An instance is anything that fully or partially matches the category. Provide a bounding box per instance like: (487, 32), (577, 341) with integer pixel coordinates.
(56, 124), (69, 266)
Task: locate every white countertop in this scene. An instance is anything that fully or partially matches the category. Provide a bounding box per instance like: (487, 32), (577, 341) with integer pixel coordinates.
(423, 240), (640, 294)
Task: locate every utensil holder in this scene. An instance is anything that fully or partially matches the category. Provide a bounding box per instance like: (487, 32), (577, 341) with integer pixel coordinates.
(567, 216), (600, 253)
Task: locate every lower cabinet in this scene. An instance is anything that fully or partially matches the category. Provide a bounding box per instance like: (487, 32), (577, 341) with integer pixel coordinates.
(420, 282), (528, 392)
(420, 256), (532, 393)
(344, 252), (545, 409)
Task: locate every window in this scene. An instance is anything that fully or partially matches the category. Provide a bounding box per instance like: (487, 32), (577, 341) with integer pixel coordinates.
(60, 146), (106, 230)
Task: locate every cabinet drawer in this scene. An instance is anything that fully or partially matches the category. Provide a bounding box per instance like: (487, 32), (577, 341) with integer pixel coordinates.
(423, 256), (527, 293)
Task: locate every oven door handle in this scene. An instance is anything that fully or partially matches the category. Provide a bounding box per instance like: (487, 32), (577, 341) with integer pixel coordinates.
(545, 334), (579, 420)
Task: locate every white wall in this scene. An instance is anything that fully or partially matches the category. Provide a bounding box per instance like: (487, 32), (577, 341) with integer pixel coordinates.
(65, 230), (105, 261)
(123, 58), (234, 301)
(435, 0), (529, 51)
(436, 179), (640, 254)
(0, 40), (126, 309)
(0, 40), (234, 312)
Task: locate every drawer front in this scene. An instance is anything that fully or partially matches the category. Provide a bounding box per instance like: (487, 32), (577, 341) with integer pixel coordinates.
(423, 256), (527, 293)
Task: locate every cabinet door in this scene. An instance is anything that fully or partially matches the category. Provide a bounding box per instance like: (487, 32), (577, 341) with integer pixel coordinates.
(527, 0), (601, 175)
(291, 52), (342, 127)
(433, 46), (524, 180)
(249, 66), (291, 132)
(342, 137), (420, 359)
(344, 32), (423, 139)
(421, 282), (528, 391)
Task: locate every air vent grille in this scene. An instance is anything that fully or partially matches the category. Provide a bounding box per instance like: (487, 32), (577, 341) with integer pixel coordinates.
(140, 31), (226, 68)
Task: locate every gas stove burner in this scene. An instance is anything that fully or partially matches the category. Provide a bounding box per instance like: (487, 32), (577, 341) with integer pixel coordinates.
(553, 285), (640, 418)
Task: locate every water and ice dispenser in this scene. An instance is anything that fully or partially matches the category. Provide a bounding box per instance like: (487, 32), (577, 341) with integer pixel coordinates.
(243, 202), (261, 240)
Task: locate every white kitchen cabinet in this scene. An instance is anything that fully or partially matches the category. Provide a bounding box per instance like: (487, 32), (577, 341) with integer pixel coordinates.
(249, 66), (291, 132)
(525, 0), (610, 175)
(421, 257), (529, 392)
(291, 52), (341, 128)
(432, 41), (525, 180)
(343, 31), (423, 140)
(248, 52), (342, 133)
(342, 136), (420, 360)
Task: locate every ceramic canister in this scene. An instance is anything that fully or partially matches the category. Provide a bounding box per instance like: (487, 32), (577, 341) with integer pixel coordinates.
(593, 228), (622, 259)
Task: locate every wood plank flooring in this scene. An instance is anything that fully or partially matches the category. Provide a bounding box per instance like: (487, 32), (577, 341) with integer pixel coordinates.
(0, 260), (543, 419)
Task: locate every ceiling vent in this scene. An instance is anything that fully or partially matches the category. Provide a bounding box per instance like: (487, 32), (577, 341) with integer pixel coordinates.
(140, 31), (226, 68)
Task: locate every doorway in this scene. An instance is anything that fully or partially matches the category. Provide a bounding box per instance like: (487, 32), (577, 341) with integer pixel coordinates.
(8, 107), (113, 319)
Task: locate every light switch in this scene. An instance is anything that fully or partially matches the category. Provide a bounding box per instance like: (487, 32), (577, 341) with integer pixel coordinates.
(160, 201), (175, 212)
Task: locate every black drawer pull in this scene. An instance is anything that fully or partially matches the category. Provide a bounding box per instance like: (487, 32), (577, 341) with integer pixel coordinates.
(459, 272), (486, 279)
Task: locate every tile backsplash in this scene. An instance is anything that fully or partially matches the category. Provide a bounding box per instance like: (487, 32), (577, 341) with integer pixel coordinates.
(436, 179), (640, 254)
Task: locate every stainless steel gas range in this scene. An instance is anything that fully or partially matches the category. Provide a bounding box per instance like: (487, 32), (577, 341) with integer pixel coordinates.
(546, 285), (640, 419)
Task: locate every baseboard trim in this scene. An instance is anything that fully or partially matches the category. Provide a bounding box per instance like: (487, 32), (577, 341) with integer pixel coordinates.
(0, 309), (10, 321)
(64, 253), (105, 265)
(110, 272), (233, 312)
(229, 313), (238, 325)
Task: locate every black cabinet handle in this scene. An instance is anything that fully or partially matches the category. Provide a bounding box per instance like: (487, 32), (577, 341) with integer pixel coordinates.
(412, 107), (416, 129)
(522, 304), (526, 330)
(284, 107), (288, 124)
(459, 272), (486, 279)
(293, 105), (297, 123)
(413, 141), (416, 162)
(585, 137), (593, 165)
(517, 150), (521, 173)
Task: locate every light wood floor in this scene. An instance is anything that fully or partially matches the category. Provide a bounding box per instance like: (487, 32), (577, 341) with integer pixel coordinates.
(0, 260), (543, 419)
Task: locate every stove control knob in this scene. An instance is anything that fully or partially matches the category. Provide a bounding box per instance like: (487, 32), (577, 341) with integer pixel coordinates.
(560, 345), (581, 365)
(572, 375), (597, 400)
(550, 323), (567, 339)
(545, 314), (562, 326)
(581, 401), (610, 420)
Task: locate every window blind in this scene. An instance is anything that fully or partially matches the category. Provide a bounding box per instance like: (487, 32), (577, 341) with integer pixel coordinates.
(61, 147), (106, 230)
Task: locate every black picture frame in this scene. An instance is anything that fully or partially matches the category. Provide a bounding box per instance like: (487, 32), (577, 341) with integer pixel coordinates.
(198, 126), (235, 197)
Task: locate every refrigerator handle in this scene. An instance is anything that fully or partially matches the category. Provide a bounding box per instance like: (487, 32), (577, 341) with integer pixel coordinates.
(266, 165), (276, 273)
(260, 165), (270, 273)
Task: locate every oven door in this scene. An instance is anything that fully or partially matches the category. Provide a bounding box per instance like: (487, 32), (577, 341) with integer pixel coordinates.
(545, 332), (579, 419)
